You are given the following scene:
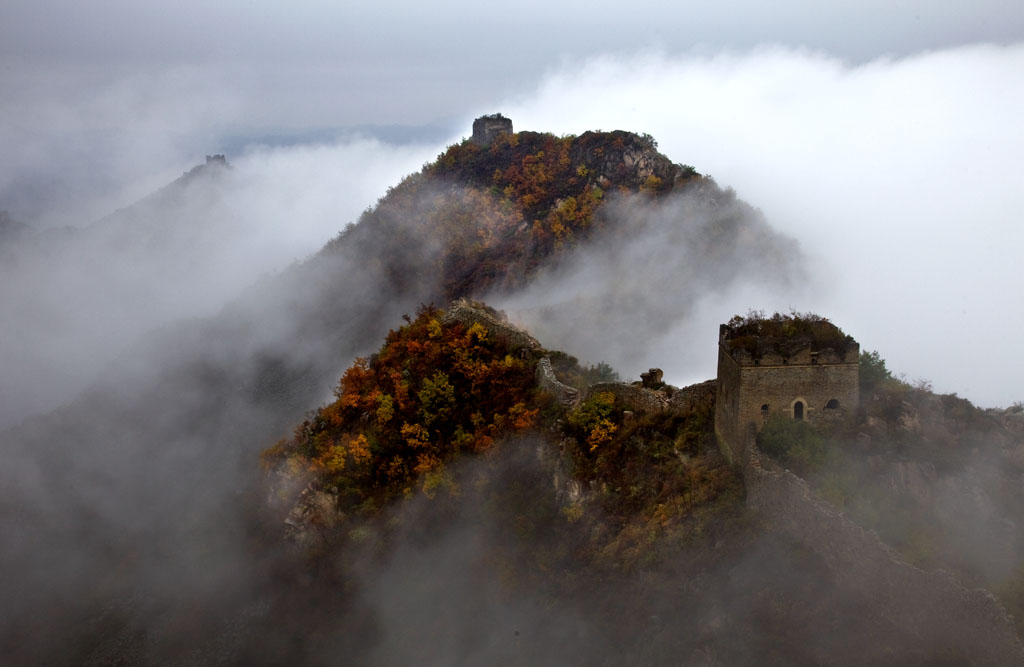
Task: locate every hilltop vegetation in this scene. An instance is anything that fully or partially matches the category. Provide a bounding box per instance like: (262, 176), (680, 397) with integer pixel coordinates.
(263, 301), (741, 572)
(322, 128), (710, 300)
(724, 310), (855, 357)
(262, 305), (548, 515)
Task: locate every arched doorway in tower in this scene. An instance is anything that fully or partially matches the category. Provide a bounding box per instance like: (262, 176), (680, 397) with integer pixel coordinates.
(793, 400), (805, 421)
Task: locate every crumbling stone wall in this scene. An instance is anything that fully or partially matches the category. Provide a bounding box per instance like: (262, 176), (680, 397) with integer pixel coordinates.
(571, 372), (713, 417)
(442, 299), (540, 352)
(668, 379), (716, 414)
(743, 429), (1024, 664)
(583, 382), (669, 413)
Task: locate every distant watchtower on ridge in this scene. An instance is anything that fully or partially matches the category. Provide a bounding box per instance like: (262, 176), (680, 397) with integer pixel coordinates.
(471, 113), (513, 146)
(714, 314), (859, 464)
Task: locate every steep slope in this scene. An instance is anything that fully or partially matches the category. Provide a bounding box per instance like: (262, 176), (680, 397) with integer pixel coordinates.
(0, 126), (799, 664)
(763, 352), (1024, 632)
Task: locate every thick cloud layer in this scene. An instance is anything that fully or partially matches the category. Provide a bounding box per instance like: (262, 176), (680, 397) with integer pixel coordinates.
(0, 174), (455, 664)
(502, 45), (1024, 406)
(491, 184), (804, 385)
(6, 44), (1018, 405)
(5, 0), (1023, 229)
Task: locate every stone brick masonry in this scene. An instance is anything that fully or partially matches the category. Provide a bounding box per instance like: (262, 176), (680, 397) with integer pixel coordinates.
(715, 323), (859, 464)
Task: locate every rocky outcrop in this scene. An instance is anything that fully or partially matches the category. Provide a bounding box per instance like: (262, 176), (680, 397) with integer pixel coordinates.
(640, 368), (664, 388)
(283, 484), (339, 551)
(569, 130), (679, 191)
(990, 405), (1024, 438)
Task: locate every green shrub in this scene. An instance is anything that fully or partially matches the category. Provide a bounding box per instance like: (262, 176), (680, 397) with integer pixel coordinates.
(860, 349), (892, 392)
(757, 413), (827, 472)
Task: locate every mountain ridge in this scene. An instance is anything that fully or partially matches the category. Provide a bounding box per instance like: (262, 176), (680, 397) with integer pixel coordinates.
(6, 119), (1018, 664)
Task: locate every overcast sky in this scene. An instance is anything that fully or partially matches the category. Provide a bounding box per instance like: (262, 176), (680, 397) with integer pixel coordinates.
(4, 1), (1022, 127)
(3, 0), (1022, 223)
(2, 1), (1023, 406)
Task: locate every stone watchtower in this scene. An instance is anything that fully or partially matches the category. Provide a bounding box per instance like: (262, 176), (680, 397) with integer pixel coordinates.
(714, 314), (859, 464)
(471, 113), (513, 146)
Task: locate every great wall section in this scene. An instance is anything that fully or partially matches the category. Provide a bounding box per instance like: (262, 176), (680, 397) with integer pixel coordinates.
(742, 430), (1024, 663)
(267, 300), (1024, 660)
(446, 299), (1024, 662)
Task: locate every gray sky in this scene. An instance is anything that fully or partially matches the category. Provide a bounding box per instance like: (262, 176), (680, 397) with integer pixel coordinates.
(2, 1), (1023, 406)
(3, 1), (1023, 125)
(498, 45), (1024, 407)
(3, 0), (1022, 223)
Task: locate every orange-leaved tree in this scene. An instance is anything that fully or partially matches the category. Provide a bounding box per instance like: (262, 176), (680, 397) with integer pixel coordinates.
(262, 305), (544, 512)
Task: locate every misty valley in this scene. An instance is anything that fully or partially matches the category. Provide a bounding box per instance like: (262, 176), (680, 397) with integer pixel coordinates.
(3, 118), (1024, 666)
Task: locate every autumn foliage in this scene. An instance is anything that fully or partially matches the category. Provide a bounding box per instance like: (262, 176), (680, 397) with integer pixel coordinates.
(424, 129), (685, 296)
(262, 305), (544, 511)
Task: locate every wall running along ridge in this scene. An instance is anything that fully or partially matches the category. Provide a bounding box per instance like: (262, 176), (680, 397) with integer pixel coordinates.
(583, 382), (668, 413)
(535, 357), (579, 407)
(441, 298), (541, 353)
(742, 428), (1024, 663)
(668, 379), (716, 414)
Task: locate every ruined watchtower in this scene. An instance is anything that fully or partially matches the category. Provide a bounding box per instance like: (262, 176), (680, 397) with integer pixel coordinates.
(471, 113), (513, 146)
(714, 314), (859, 464)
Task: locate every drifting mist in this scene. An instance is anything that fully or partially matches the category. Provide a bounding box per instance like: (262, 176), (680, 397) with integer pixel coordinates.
(502, 44), (1024, 406)
(2, 31), (1023, 664)
(0, 140), (436, 428)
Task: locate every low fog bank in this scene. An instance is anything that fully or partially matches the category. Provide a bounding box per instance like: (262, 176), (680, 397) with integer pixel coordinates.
(0, 138), (438, 428)
(503, 43), (1024, 407)
(0, 60), (454, 232)
(234, 439), (979, 666)
(794, 388), (1024, 594)
(0, 155), (812, 662)
(493, 184), (806, 385)
(0, 181), (454, 663)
